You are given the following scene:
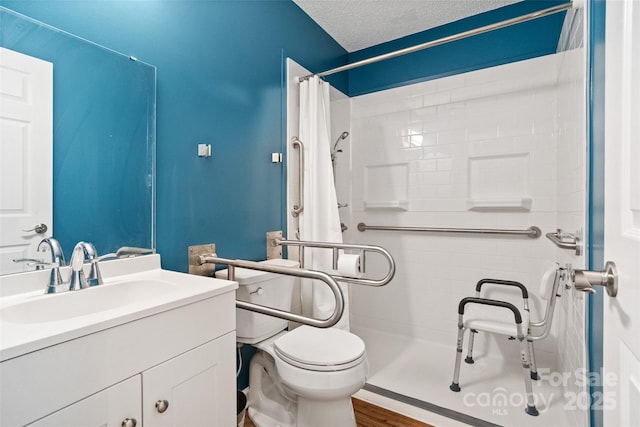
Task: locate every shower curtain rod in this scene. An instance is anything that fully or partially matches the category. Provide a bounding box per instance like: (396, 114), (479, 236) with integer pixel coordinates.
(299, 2), (573, 81)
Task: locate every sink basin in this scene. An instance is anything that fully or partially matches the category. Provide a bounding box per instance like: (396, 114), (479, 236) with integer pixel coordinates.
(0, 254), (238, 362)
(2, 279), (179, 324)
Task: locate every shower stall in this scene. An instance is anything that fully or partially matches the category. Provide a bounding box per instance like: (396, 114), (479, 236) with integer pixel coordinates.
(286, 4), (589, 426)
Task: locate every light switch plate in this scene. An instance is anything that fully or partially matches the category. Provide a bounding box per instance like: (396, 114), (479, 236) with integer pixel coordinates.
(198, 144), (212, 157)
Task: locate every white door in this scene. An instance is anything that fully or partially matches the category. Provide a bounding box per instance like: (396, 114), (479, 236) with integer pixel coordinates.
(603, 0), (640, 426)
(0, 47), (53, 274)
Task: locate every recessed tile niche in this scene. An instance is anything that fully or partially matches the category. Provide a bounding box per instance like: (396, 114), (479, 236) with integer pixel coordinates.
(364, 163), (409, 210)
(467, 153), (532, 211)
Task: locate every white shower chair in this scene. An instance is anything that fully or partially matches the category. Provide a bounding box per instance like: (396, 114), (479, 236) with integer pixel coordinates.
(449, 264), (562, 416)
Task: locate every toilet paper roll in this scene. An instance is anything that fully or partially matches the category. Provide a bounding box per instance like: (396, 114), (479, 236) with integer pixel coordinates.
(337, 253), (363, 278)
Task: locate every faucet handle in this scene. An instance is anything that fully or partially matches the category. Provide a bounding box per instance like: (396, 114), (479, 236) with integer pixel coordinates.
(68, 244), (89, 291)
(82, 242), (103, 286)
(45, 261), (66, 294)
(87, 260), (102, 286)
(68, 270), (88, 291)
(12, 258), (47, 270)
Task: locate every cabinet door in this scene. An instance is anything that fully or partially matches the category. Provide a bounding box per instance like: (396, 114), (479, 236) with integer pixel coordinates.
(142, 332), (236, 427)
(27, 375), (141, 427)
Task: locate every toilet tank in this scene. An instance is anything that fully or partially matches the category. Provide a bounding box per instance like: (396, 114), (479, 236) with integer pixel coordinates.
(215, 259), (299, 344)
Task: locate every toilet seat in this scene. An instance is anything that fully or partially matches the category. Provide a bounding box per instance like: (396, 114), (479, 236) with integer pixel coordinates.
(274, 326), (366, 372)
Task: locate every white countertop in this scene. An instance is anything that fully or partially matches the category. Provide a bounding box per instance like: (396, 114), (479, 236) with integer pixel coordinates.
(0, 254), (237, 361)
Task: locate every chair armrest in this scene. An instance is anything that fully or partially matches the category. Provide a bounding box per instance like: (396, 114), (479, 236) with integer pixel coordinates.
(458, 297), (523, 324)
(475, 279), (529, 298)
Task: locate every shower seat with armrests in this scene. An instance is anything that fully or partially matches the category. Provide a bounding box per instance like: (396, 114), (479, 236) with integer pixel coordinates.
(449, 264), (562, 416)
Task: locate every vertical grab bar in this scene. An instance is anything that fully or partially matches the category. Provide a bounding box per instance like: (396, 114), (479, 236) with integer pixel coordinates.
(291, 137), (304, 217)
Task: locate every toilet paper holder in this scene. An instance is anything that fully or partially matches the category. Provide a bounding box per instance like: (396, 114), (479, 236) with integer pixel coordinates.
(266, 230), (396, 287)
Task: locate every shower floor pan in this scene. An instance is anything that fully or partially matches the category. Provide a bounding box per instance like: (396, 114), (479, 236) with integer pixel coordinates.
(352, 328), (579, 427)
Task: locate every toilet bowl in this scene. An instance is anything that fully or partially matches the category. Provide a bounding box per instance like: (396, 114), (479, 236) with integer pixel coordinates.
(216, 259), (368, 427)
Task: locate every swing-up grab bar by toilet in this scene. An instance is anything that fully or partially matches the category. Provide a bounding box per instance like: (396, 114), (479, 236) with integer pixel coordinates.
(197, 255), (344, 328)
(268, 237), (396, 287)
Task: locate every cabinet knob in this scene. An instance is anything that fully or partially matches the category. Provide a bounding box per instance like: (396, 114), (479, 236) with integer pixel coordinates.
(121, 418), (137, 427)
(156, 399), (170, 413)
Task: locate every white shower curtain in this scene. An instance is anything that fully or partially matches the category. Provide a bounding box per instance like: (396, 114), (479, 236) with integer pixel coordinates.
(298, 76), (349, 330)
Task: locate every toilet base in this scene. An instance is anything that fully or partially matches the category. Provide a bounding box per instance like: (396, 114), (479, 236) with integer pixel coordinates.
(296, 396), (357, 427)
(248, 397), (357, 427)
(248, 352), (296, 427)
(248, 347), (364, 427)
(248, 407), (294, 427)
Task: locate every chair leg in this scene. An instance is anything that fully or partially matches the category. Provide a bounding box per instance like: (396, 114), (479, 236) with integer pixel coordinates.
(465, 329), (476, 364)
(519, 338), (539, 416)
(528, 339), (539, 380)
(450, 320), (465, 392)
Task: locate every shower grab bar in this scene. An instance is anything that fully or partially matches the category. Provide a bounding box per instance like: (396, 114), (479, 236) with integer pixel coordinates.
(197, 255), (344, 328)
(357, 222), (541, 238)
(269, 238), (396, 287)
(291, 137), (304, 217)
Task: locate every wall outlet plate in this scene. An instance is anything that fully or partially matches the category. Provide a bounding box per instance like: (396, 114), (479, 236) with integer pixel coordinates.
(188, 243), (216, 276)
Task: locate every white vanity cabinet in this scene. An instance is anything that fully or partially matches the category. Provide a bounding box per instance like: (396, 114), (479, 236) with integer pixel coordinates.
(142, 333), (236, 427)
(27, 376), (142, 427)
(25, 333), (236, 427)
(0, 255), (238, 427)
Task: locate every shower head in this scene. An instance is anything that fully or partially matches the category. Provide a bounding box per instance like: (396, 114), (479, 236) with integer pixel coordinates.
(332, 131), (350, 152)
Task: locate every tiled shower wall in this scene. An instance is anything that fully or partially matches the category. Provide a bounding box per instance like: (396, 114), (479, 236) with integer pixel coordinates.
(554, 7), (588, 426)
(341, 47), (586, 374)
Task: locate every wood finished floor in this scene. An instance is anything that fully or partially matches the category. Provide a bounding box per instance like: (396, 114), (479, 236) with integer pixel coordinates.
(243, 397), (435, 427)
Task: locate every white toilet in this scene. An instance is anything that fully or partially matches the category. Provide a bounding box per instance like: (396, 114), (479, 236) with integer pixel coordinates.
(216, 259), (368, 427)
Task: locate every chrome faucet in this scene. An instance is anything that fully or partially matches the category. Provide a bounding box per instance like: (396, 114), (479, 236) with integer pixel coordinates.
(68, 243), (89, 291)
(38, 238), (66, 294)
(68, 242), (102, 290)
(82, 242), (103, 286)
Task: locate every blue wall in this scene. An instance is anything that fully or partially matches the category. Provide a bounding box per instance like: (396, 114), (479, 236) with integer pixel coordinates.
(1, 0), (348, 272)
(347, 0), (567, 96)
(0, 0), (567, 272)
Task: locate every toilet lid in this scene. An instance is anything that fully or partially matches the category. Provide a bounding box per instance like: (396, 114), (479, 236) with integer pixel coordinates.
(274, 326), (366, 371)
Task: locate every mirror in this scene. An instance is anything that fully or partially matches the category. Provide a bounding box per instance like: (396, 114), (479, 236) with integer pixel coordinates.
(0, 8), (156, 269)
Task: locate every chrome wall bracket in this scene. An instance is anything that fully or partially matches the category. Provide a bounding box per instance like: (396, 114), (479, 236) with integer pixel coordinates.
(188, 243), (216, 276)
(266, 230), (283, 260)
(545, 229), (582, 256)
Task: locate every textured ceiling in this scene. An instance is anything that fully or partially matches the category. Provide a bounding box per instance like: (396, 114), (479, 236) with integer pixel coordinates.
(293, 0), (522, 52)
